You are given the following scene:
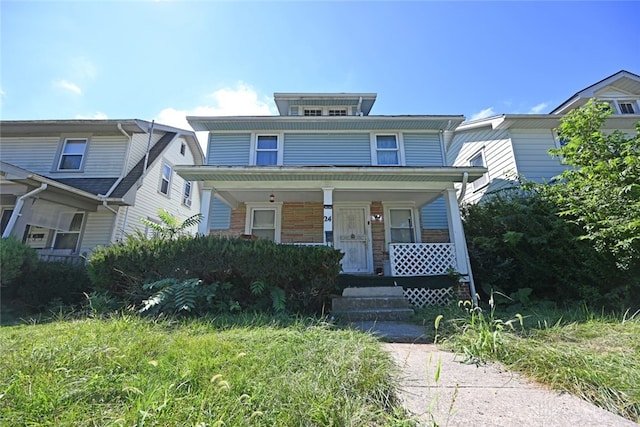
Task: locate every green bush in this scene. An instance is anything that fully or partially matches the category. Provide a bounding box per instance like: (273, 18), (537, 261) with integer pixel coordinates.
(17, 261), (92, 311)
(462, 187), (638, 308)
(88, 236), (344, 314)
(0, 236), (38, 289)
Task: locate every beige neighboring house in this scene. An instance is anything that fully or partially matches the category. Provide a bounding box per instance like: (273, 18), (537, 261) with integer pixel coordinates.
(0, 120), (204, 263)
(448, 70), (640, 204)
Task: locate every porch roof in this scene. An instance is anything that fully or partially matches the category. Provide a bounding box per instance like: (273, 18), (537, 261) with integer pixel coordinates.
(175, 165), (486, 207)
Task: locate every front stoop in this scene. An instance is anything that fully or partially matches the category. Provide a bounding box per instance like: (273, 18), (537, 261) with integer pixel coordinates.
(332, 286), (414, 321)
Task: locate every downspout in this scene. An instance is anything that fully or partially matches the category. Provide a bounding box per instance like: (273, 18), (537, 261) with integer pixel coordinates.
(2, 183), (47, 238)
(356, 96), (363, 116)
(454, 177), (477, 307)
(457, 172), (469, 204)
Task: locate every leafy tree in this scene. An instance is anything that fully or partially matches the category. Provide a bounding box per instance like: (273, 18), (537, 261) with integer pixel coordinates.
(548, 99), (640, 266)
(140, 209), (203, 240)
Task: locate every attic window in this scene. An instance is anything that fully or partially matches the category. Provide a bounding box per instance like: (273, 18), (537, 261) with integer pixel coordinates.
(328, 109), (347, 116)
(304, 109), (322, 116)
(619, 102), (635, 114)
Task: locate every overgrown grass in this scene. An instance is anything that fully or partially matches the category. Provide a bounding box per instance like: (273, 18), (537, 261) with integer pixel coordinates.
(420, 302), (640, 422)
(0, 314), (416, 426)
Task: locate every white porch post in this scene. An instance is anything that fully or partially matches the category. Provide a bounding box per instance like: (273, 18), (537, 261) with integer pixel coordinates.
(444, 188), (468, 276)
(198, 188), (212, 236)
(322, 187), (334, 246)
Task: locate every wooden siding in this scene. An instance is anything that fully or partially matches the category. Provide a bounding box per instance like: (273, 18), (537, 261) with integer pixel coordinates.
(510, 129), (566, 182)
(404, 133), (443, 166)
(450, 128), (516, 204)
(114, 137), (202, 240)
(207, 133), (251, 165)
(80, 208), (117, 255)
(283, 133), (371, 165)
(210, 197), (231, 229)
(421, 196), (448, 229)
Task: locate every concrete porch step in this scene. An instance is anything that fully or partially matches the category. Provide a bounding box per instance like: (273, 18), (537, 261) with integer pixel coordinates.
(333, 308), (415, 322)
(332, 296), (411, 311)
(332, 286), (415, 322)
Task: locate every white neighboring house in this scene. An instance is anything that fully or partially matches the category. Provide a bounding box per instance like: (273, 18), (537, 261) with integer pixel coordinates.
(0, 120), (205, 263)
(448, 70), (640, 204)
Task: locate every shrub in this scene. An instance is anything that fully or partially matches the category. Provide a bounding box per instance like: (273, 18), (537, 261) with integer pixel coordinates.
(88, 236), (344, 314)
(0, 236), (38, 290)
(462, 187), (638, 308)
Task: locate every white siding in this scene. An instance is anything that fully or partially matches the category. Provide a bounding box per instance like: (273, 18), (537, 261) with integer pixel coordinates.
(510, 129), (566, 182)
(404, 133), (443, 166)
(80, 208), (117, 256)
(284, 133), (371, 165)
(451, 128), (517, 204)
(127, 132), (163, 172)
(115, 136), (202, 239)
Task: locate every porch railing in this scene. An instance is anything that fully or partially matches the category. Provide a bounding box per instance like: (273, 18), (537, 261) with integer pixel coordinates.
(37, 249), (86, 266)
(388, 243), (456, 276)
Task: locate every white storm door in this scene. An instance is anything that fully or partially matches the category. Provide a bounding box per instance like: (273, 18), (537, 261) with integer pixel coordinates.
(335, 207), (370, 273)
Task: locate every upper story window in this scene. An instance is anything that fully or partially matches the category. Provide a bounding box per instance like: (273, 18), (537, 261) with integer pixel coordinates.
(183, 181), (192, 207)
(160, 162), (172, 196)
(57, 138), (88, 170)
(304, 109), (322, 116)
(603, 99), (638, 115)
(469, 149), (488, 190)
(254, 135), (280, 165)
(372, 134), (402, 166)
(328, 109), (347, 116)
(618, 101), (636, 114)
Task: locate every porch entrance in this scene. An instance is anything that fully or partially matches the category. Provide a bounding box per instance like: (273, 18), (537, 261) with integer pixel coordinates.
(334, 206), (371, 273)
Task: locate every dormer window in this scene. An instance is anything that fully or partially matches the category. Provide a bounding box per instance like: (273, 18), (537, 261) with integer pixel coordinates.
(328, 109), (347, 116)
(304, 109), (322, 116)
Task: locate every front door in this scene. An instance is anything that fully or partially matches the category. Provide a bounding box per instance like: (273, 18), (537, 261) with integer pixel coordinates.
(335, 206), (370, 273)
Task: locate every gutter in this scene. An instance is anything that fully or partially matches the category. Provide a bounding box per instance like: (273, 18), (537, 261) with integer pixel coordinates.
(2, 183), (47, 238)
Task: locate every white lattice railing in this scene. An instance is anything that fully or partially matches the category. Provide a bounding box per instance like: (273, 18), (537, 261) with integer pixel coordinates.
(389, 243), (456, 276)
(404, 287), (453, 307)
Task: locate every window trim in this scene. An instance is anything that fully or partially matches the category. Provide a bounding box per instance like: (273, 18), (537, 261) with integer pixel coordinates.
(52, 212), (85, 252)
(183, 181), (192, 207)
(370, 133), (405, 166)
(250, 133), (283, 165)
(159, 161), (173, 196)
(468, 149), (488, 191)
(382, 202), (421, 246)
(55, 137), (89, 171)
(244, 202), (282, 243)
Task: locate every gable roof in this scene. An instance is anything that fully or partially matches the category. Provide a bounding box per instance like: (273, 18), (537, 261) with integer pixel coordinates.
(550, 70), (640, 115)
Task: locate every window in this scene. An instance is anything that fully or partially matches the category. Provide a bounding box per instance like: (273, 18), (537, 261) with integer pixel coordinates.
(183, 181), (192, 207)
(255, 135), (279, 165)
(58, 138), (87, 170)
(304, 109), (322, 116)
(619, 101), (635, 114)
(180, 143), (186, 155)
(374, 135), (400, 165)
(52, 212), (84, 251)
(1, 209), (13, 235)
(245, 203), (282, 242)
(160, 162), (172, 195)
(389, 208), (416, 243)
(469, 150), (488, 190)
(328, 109), (347, 116)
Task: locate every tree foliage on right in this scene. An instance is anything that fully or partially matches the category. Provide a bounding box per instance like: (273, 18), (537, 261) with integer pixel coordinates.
(548, 99), (640, 266)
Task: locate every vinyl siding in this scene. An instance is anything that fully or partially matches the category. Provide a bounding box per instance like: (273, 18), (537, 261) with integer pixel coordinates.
(283, 133), (371, 165)
(207, 133), (251, 165)
(0, 136), (59, 174)
(210, 197), (231, 229)
(403, 133), (443, 166)
(80, 208), (117, 255)
(510, 129), (567, 182)
(421, 197), (448, 229)
(127, 132), (164, 172)
(450, 128), (516, 204)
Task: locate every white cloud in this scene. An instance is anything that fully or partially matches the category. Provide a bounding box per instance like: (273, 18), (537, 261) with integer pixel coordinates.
(528, 102), (549, 114)
(470, 107), (495, 121)
(156, 82), (276, 152)
(54, 79), (82, 95)
(75, 112), (108, 120)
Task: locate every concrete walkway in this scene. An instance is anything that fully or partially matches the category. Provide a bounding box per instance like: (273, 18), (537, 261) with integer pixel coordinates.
(353, 322), (638, 426)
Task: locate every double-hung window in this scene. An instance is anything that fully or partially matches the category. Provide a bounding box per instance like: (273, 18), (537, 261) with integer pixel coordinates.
(373, 134), (401, 165)
(58, 138), (88, 170)
(388, 208), (416, 243)
(160, 162), (172, 196)
(52, 212), (84, 251)
(183, 181), (192, 207)
(255, 135), (279, 165)
(245, 203), (282, 242)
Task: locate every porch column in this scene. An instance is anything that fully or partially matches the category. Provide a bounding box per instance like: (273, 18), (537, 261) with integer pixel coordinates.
(322, 187), (334, 246)
(198, 188), (212, 236)
(444, 188), (468, 276)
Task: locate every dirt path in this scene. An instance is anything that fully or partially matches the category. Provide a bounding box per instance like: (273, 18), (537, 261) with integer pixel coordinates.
(382, 343), (638, 427)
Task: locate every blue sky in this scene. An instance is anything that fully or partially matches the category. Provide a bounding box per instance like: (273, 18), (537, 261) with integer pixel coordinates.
(2, 1), (639, 149)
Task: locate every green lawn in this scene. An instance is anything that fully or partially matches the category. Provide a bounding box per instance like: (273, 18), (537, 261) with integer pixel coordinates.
(0, 315), (415, 426)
